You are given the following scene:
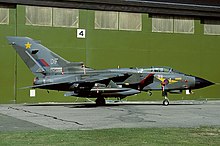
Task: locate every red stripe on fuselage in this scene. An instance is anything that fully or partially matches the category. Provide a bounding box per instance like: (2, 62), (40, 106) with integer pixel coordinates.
(40, 59), (49, 67)
(140, 73), (154, 87)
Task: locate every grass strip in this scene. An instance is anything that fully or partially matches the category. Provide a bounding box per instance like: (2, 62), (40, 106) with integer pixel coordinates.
(0, 127), (220, 146)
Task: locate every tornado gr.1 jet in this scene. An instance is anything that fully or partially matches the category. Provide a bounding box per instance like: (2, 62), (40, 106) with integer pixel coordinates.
(7, 36), (214, 106)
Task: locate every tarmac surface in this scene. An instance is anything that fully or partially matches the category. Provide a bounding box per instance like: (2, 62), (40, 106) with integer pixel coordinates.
(0, 100), (220, 131)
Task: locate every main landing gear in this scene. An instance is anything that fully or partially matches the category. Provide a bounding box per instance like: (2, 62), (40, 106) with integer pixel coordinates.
(95, 97), (106, 106)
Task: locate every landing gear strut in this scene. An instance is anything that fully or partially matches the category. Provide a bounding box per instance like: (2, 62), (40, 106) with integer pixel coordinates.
(162, 91), (169, 106)
(95, 97), (106, 106)
(161, 81), (170, 106)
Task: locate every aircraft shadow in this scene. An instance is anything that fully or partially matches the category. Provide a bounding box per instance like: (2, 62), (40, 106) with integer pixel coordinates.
(25, 101), (204, 108)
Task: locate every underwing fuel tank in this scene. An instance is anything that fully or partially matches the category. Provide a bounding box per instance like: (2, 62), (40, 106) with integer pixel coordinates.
(65, 88), (140, 97)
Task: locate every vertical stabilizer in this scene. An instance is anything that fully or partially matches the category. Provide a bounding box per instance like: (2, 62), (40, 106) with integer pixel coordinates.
(7, 36), (70, 76)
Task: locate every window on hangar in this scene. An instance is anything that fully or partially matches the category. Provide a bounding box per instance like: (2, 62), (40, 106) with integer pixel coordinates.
(204, 19), (220, 35)
(152, 15), (194, 34)
(0, 8), (9, 25)
(94, 11), (118, 30)
(53, 8), (79, 28)
(95, 11), (142, 31)
(26, 6), (79, 28)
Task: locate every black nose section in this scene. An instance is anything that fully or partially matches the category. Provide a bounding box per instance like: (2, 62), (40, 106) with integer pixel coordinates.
(194, 77), (214, 89)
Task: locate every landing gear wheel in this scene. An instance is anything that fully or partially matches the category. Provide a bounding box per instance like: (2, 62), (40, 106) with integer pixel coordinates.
(163, 99), (169, 106)
(95, 97), (106, 106)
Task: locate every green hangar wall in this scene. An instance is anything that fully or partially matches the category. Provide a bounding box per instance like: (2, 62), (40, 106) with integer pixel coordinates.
(0, 3), (220, 103)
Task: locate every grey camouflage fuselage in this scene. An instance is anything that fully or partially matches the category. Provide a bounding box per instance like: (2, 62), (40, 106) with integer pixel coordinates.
(7, 36), (214, 105)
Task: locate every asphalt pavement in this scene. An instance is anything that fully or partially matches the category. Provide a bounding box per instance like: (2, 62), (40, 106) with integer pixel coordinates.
(0, 100), (220, 131)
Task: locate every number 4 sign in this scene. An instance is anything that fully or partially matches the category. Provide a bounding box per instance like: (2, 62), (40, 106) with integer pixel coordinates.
(77, 29), (86, 38)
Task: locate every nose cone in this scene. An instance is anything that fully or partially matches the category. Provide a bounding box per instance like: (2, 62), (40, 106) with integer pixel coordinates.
(194, 77), (214, 89)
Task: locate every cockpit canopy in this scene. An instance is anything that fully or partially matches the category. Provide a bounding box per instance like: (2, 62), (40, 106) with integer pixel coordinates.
(139, 66), (183, 74)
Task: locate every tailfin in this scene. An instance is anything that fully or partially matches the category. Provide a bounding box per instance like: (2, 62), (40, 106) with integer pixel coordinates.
(7, 36), (74, 76)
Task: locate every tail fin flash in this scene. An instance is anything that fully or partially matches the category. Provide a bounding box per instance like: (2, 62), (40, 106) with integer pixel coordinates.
(7, 36), (70, 76)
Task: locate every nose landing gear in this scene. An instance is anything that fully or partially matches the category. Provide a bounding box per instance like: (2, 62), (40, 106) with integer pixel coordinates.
(162, 90), (169, 106)
(161, 80), (170, 106)
(163, 97), (169, 106)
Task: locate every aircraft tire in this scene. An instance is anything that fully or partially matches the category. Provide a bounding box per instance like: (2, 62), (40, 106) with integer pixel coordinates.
(95, 97), (106, 106)
(163, 99), (169, 106)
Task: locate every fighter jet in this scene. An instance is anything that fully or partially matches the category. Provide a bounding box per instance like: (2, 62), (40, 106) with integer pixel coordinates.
(7, 36), (214, 106)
